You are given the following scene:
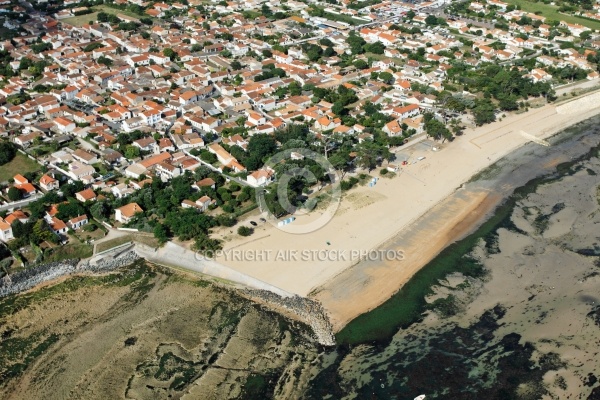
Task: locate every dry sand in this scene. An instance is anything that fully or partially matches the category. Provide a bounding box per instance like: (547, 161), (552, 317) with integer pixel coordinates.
(214, 91), (600, 331)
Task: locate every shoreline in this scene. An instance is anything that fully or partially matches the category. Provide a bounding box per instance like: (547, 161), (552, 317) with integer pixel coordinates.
(3, 90), (600, 340)
(213, 89), (600, 332)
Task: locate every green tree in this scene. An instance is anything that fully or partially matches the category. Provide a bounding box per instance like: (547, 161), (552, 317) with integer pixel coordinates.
(246, 134), (277, 170)
(473, 99), (496, 126)
(355, 141), (386, 171)
(379, 71), (394, 84)
(346, 31), (366, 55)
(0, 142), (16, 165)
(332, 101), (346, 116)
(97, 56), (113, 67)
(7, 186), (21, 201)
(124, 145), (140, 159)
(153, 223), (169, 244)
(163, 47), (178, 61)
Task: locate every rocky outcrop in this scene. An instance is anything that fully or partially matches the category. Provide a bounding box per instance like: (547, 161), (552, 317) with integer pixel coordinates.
(244, 288), (336, 346)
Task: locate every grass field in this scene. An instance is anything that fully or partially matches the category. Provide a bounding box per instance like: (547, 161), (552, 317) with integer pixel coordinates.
(62, 12), (100, 27)
(93, 5), (144, 19)
(44, 243), (94, 263)
(0, 153), (40, 183)
(62, 5), (151, 27)
(503, 0), (600, 30)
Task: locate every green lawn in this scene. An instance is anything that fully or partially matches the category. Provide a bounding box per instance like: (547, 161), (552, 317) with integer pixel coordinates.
(62, 12), (100, 27)
(93, 5), (150, 20)
(503, 0), (600, 30)
(0, 153), (41, 183)
(44, 243), (93, 263)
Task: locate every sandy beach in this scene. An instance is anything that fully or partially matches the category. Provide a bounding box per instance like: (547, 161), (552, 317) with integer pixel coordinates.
(214, 90), (600, 331)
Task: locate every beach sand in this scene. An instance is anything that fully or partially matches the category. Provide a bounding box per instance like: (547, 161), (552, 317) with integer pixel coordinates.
(215, 90), (600, 331)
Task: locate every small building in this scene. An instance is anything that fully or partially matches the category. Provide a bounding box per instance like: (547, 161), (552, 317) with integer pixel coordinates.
(247, 168), (274, 187)
(72, 149), (98, 165)
(50, 217), (68, 235)
(75, 188), (97, 203)
(68, 214), (89, 229)
(195, 196), (215, 212)
(39, 174), (59, 191)
(0, 217), (13, 242)
(192, 177), (216, 190)
(115, 202), (143, 223)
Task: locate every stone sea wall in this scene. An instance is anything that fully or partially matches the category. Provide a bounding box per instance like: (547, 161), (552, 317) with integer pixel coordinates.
(0, 251), (140, 298)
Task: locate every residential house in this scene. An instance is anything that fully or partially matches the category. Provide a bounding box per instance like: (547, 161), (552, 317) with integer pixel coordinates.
(49, 216), (68, 235)
(72, 149), (98, 165)
(0, 218), (13, 242)
(195, 195), (215, 212)
(115, 202), (143, 223)
(75, 188), (97, 202)
(133, 137), (157, 152)
(247, 168), (274, 187)
(68, 214), (88, 229)
(39, 174), (59, 191)
(192, 177), (216, 190)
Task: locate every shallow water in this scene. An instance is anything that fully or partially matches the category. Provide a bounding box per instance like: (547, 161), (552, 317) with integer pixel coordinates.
(305, 117), (600, 399)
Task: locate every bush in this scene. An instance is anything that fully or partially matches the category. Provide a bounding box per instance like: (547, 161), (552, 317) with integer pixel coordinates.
(340, 177), (359, 191)
(237, 226), (253, 236)
(83, 224), (97, 232)
(380, 168), (388, 175)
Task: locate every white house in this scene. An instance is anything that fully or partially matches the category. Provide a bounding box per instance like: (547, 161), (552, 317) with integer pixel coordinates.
(247, 168), (274, 187)
(68, 214), (89, 229)
(0, 218), (13, 242)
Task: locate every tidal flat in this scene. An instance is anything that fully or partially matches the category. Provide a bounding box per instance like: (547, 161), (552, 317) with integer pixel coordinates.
(305, 130), (600, 399)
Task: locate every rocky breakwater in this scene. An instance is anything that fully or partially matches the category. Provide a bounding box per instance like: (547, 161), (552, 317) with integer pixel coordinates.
(245, 288), (336, 346)
(0, 250), (140, 298)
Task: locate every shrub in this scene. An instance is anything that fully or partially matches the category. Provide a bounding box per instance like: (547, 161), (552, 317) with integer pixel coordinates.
(380, 168), (388, 175)
(340, 177), (359, 191)
(237, 226), (253, 236)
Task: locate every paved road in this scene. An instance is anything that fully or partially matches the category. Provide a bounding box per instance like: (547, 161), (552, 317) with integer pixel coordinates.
(0, 193), (44, 212)
(555, 79), (600, 96)
(135, 241), (294, 297)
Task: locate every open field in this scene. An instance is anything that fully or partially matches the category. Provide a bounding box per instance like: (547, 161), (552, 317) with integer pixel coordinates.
(61, 5), (151, 27)
(503, 0), (600, 30)
(0, 153), (40, 183)
(61, 12), (100, 27)
(0, 262), (321, 399)
(93, 5), (148, 20)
